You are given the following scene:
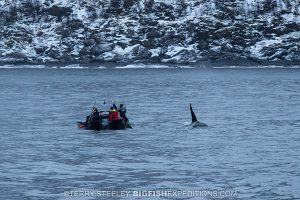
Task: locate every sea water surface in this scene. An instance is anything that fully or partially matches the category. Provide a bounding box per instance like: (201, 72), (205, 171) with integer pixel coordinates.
(0, 65), (299, 200)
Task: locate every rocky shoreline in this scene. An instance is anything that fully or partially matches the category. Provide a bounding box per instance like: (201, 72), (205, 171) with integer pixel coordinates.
(1, 59), (299, 68)
(1, 0), (300, 66)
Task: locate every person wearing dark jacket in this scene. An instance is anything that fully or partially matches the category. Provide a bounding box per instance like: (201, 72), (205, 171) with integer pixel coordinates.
(87, 108), (101, 129)
(118, 104), (128, 123)
(113, 103), (128, 122)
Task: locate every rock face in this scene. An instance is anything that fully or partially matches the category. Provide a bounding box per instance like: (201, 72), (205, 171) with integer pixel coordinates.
(0, 0), (300, 64)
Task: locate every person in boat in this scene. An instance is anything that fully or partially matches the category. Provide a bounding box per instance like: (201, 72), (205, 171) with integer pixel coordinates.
(108, 106), (119, 122)
(113, 103), (128, 123)
(93, 108), (99, 116)
(118, 104), (128, 123)
(86, 108), (99, 123)
(87, 108), (101, 129)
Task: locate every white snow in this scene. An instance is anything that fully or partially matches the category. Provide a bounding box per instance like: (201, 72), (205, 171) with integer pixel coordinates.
(0, 0), (299, 64)
(60, 64), (88, 69)
(0, 65), (46, 69)
(165, 45), (194, 57)
(248, 38), (283, 58)
(115, 64), (173, 69)
(149, 48), (161, 57)
(113, 44), (139, 58)
(75, 7), (88, 20)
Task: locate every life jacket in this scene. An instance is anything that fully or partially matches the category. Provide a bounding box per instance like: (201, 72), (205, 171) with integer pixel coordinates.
(109, 110), (119, 122)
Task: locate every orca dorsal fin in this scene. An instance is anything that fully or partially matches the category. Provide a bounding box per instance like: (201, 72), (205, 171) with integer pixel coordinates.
(190, 104), (198, 123)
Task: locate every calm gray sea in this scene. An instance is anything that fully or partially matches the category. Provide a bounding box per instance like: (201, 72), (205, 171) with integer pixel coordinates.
(0, 65), (299, 200)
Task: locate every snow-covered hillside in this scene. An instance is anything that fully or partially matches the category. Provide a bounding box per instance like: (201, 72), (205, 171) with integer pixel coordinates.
(0, 0), (299, 64)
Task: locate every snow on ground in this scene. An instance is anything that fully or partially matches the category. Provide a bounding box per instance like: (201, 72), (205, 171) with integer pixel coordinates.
(115, 64), (173, 69)
(60, 64), (88, 69)
(149, 48), (161, 57)
(0, 0), (299, 64)
(165, 45), (194, 57)
(113, 44), (139, 58)
(248, 38), (283, 58)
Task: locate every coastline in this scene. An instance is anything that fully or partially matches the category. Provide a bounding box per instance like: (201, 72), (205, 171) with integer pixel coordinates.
(0, 58), (299, 68)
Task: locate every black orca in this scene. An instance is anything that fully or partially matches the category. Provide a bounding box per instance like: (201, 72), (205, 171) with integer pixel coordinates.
(190, 104), (208, 127)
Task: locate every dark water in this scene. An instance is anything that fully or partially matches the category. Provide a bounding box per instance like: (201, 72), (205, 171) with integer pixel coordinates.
(0, 67), (299, 200)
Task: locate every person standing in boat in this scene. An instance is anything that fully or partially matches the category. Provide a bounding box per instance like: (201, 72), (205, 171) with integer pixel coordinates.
(113, 102), (128, 123)
(88, 108), (101, 129)
(109, 106), (119, 122)
(118, 104), (128, 123)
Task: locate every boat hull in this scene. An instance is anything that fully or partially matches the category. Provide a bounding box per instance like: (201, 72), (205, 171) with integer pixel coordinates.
(77, 118), (126, 131)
